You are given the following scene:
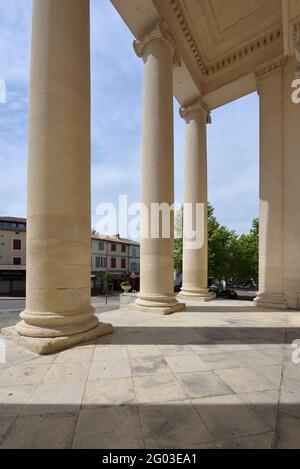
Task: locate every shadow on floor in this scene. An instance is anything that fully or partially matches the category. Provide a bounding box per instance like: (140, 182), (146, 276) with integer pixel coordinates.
(99, 326), (299, 345)
(185, 305), (283, 313)
(0, 403), (299, 448)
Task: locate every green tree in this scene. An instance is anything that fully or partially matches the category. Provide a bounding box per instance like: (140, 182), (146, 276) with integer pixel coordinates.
(208, 204), (239, 282)
(174, 206), (183, 275)
(103, 271), (112, 294)
(234, 218), (259, 283)
(174, 203), (259, 284)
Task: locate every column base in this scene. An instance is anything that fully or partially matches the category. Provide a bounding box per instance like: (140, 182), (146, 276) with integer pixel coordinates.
(2, 321), (113, 355)
(178, 288), (216, 302)
(253, 292), (288, 310)
(135, 294), (186, 315)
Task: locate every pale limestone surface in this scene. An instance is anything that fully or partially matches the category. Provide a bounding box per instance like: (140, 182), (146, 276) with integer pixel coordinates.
(111, 0), (300, 311)
(15, 0), (112, 354)
(133, 22), (184, 315)
(254, 60), (287, 310)
(178, 100), (214, 302)
(1, 300), (300, 448)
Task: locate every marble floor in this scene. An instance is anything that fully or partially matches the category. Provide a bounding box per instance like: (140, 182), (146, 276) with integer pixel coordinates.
(0, 299), (300, 449)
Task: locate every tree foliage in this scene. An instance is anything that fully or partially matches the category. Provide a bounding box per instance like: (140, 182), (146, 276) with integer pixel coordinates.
(174, 206), (183, 275)
(174, 204), (258, 283)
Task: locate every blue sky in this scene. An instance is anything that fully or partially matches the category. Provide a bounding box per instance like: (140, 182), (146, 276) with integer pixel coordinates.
(0, 0), (259, 236)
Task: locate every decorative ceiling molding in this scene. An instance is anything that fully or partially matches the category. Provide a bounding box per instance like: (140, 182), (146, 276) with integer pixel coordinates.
(254, 55), (287, 90)
(207, 27), (282, 76)
(169, 0), (208, 77)
(133, 19), (181, 67)
(169, 0), (282, 80)
(291, 20), (300, 76)
(292, 20), (300, 56)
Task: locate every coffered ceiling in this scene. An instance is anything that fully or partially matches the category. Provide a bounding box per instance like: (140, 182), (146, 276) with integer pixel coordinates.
(155, 0), (283, 93)
(184, 0), (282, 61)
(111, 0), (297, 107)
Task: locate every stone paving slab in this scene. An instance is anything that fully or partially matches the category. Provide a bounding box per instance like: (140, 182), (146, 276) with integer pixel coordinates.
(0, 300), (300, 448)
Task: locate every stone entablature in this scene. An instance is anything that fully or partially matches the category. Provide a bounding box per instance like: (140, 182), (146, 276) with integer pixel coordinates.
(254, 55), (287, 91)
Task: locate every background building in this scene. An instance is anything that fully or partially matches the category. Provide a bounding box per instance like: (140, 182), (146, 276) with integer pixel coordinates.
(91, 233), (140, 293)
(0, 217), (26, 296)
(0, 218), (140, 296)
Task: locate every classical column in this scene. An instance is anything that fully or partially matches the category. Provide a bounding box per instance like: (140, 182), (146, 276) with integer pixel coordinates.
(10, 0), (113, 353)
(254, 57), (287, 310)
(178, 99), (215, 301)
(282, 58), (300, 309)
(133, 21), (185, 314)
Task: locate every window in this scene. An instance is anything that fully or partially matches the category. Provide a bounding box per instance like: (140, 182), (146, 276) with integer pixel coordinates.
(111, 258), (116, 268)
(132, 248), (136, 257)
(111, 243), (116, 252)
(13, 239), (21, 250)
(13, 257), (21, 265)
(121, 244), (126, 253)
(96, 257), (107, 268)
(130, 262), (137, 272)
(121, 258), (126, 269)
(99, 241), (105, 250)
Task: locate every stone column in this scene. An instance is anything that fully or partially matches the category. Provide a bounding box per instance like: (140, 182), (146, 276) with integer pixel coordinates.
(282, 53), (300, 309)
(133, 21), (185, 314)
(178, 99), (215, 301)
(12, 0), (112, 353)
(254, 57), (287, 310)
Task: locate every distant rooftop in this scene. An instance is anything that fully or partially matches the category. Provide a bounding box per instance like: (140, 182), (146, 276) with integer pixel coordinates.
(91, 232), (140, 246)
(0, 216), (26, 223)
(0, 216), (27, 231)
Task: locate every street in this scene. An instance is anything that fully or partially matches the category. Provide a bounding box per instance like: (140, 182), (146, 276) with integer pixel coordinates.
(0, 295), (120, 312)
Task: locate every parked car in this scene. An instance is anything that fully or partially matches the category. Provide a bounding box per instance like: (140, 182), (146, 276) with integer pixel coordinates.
(174, 276), (182, 293)
(209, 284), (238, 299)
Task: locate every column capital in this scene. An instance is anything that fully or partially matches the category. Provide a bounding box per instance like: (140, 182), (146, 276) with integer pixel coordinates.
(179, 98), (211, 124)
(133, 20), (181, 66)
(255, 55), (287, 92)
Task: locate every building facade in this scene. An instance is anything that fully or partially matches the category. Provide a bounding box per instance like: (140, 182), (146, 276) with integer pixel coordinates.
(0, 217), (26, 296)
(8, 0), (300, 354)
(0, 218), (139, 295)
(92, 234), (140, 274)
(91, 233), (140, 292)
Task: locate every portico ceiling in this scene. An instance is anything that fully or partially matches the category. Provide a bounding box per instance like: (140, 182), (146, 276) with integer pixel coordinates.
(111, 0), (298, 108)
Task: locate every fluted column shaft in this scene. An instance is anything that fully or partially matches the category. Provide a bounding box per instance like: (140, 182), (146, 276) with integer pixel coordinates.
(179, 101), (214, 301)
(133, 21), (185, 314)
(14, 0), (112, 353)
